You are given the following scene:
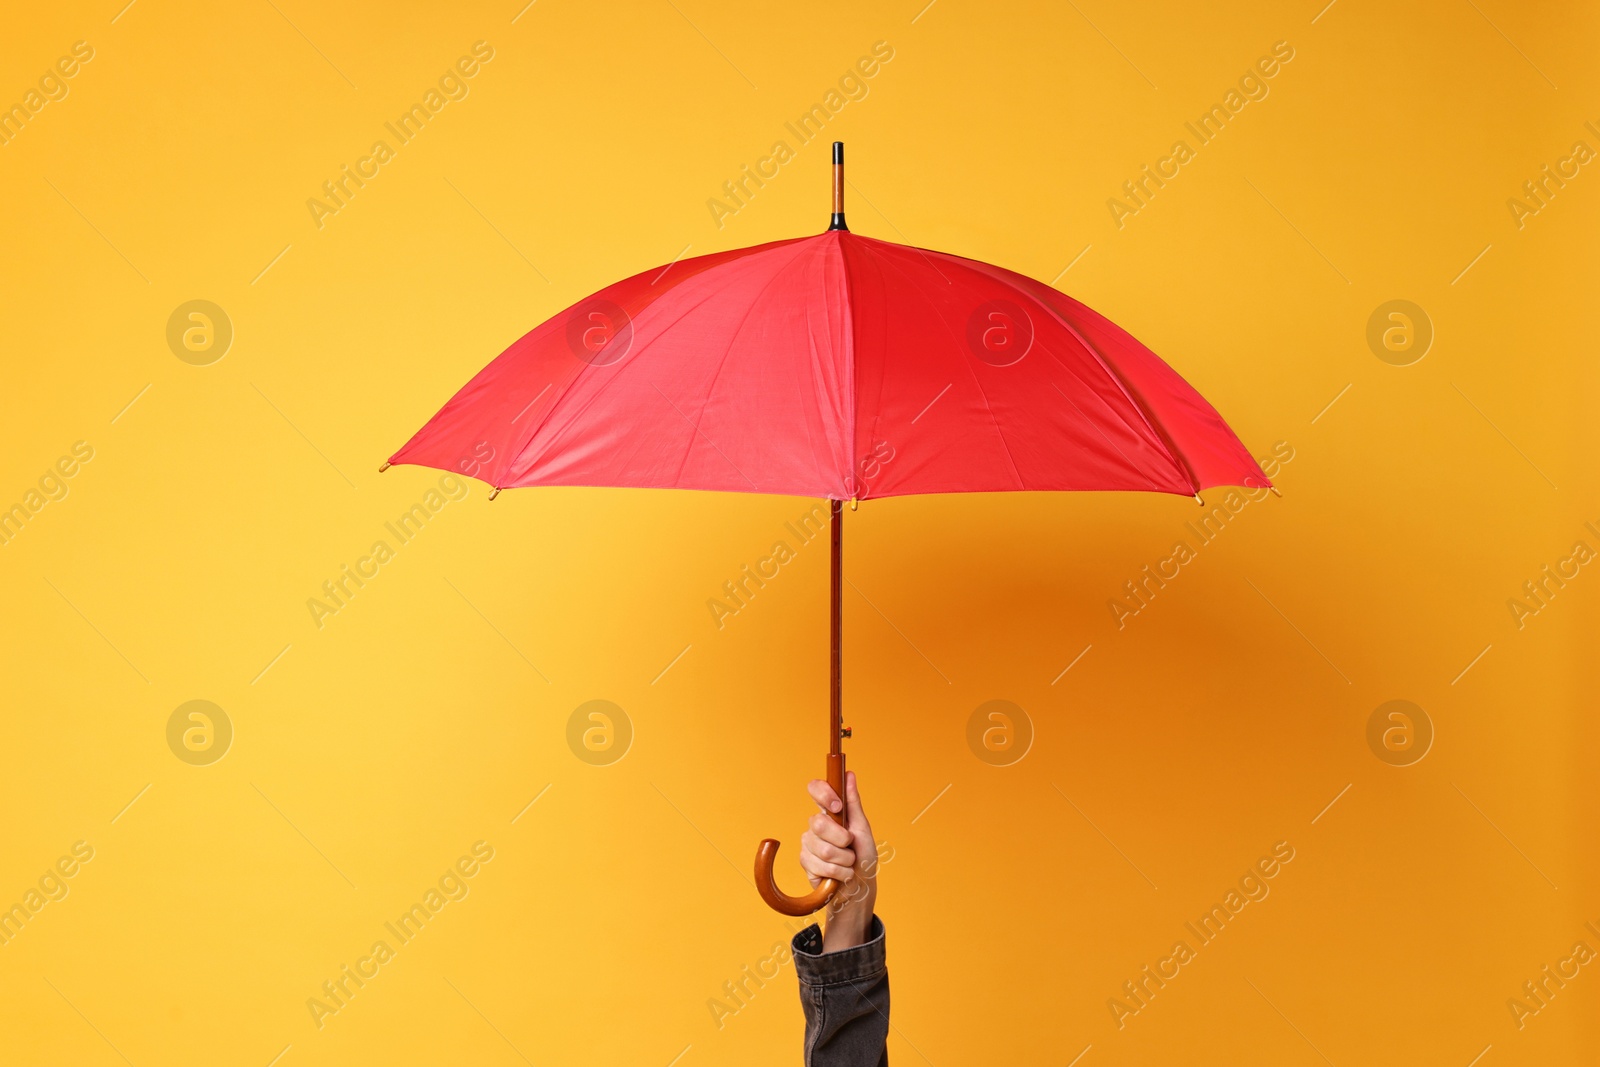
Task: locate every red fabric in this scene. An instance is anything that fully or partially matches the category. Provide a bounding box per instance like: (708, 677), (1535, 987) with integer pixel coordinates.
(389, 231), (1269, 500)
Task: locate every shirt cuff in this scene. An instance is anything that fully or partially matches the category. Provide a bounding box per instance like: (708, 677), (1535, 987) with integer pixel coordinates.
(791, 914), (886, 987)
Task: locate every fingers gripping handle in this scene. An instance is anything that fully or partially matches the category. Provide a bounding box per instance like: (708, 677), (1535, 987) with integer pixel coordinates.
(754, 843), (839, 916)
(754, 753), (847, 916)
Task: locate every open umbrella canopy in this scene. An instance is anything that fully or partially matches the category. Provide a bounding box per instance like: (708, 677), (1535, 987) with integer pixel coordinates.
(385, 142), (1271, 916)
(387, 229), (1268, 501)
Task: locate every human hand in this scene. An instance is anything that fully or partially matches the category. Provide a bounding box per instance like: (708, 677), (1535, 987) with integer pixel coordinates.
(799, 770), (877, 951)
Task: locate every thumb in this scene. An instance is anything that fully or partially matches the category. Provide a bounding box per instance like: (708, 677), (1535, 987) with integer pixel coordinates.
(843, 771), (869, 832)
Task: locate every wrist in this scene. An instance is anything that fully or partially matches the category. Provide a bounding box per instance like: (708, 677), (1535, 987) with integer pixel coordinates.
(821, 885), (875, 951)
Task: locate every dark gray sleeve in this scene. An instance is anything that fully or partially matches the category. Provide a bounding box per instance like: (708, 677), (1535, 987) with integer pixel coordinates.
(792, 915), (889, 1067)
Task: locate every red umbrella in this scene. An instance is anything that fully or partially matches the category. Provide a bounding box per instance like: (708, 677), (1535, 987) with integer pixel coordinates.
(385, 143), (1271, 915)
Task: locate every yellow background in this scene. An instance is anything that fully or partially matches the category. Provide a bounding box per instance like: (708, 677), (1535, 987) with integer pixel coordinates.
(2, 0), (1596, 1063)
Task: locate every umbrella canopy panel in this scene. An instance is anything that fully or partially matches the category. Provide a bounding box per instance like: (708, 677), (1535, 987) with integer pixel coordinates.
(389, 230), (1268, 500)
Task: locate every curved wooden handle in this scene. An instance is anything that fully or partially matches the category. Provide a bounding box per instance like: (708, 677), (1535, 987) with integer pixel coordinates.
(754, 839), (840, 916)
(755, 750), (847, 916)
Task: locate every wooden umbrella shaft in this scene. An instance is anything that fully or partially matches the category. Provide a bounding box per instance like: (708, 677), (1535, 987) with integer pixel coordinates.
(754, 151), (853, 916)
(754, 497), (848, 916)
(826, 498), (846, 812)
